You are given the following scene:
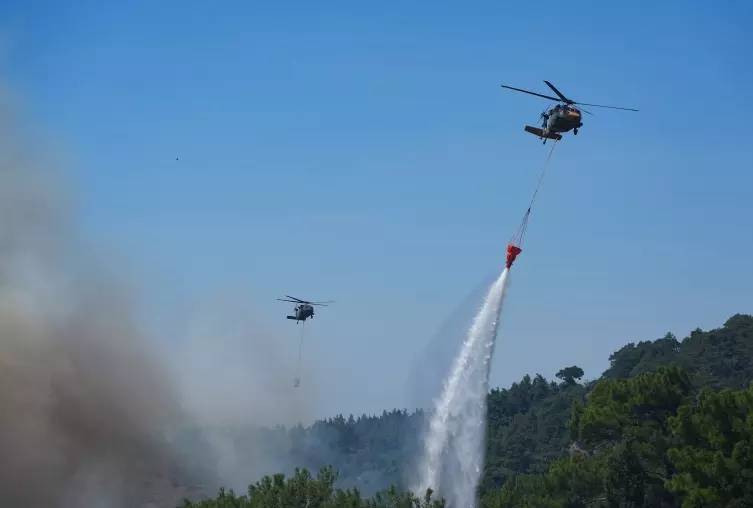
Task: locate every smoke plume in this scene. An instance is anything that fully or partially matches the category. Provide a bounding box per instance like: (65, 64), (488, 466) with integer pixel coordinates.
(0, 93), (324, 506)
(0, 98), (189, 506)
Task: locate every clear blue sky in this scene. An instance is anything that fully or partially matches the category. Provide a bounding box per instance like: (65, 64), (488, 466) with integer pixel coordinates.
(1, 1), (751, 418)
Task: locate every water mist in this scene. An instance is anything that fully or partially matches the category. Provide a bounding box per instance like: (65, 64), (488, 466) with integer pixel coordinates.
(415, 268), (509, 507)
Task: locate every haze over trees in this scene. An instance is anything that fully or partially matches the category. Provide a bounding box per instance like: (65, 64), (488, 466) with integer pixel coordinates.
(187, 314), (753, 507)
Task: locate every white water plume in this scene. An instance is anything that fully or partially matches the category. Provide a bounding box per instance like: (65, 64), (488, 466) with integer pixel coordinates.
(415, 268), (509, 507)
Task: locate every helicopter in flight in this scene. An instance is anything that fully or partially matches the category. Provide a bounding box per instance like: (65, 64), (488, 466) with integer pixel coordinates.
(277, 295), (333, 323)
(500, 80), (638, 143)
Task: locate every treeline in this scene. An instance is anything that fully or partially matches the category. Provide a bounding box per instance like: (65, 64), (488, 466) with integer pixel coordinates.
(482, 314), (753, 507)
(185, 314), (753, 507)
(484, 367), (753, 507)
(180, 467), (444, 508)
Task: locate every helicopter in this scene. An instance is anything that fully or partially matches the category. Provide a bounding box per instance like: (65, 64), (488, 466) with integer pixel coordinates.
(277, 295), (333, 323)
(500, 80), (638, 143)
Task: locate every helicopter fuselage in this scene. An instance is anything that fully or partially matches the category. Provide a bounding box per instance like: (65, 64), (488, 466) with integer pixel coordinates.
(502, 80), (636, 142)
(287, 303), (315, 322)
(545, 104), (582, 134)
(278, 295), (332, 323)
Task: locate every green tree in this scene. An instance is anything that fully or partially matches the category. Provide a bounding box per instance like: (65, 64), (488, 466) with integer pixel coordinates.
(571, 366), (692, 447)
(482, 455), (606, 508)
(180, 467), (445, 508)
(556, 366), (585, 385)
(666, 385), (753, 507)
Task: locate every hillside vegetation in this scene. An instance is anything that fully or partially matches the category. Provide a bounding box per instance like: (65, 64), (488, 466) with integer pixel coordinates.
(187, 314), (753, 507)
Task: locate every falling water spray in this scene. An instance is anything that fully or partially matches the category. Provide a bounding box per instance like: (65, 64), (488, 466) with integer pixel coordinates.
(415, 268), (510, 507)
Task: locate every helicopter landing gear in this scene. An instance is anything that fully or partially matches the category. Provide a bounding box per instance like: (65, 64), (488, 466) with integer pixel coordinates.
(574, 128), (578, 135)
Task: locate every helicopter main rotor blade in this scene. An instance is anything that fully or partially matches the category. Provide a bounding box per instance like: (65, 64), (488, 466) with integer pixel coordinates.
(543, 80), (573, 104)
(309, 301), (334, 306)
(277, 298), (302, 303)
(284, 295), (309, 303)
(574, 102), (638, 112)
(500, 84), (560, 102)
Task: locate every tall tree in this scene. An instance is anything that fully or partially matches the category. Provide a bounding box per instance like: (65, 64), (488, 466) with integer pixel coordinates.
(555, 366), (585, 385)
(667, 385), (753, 507)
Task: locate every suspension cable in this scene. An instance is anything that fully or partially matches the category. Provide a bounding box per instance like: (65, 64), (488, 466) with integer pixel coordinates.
(294, 322), (305, 387)
(528, 139), (558, 212)
(510, 140), (558, 247)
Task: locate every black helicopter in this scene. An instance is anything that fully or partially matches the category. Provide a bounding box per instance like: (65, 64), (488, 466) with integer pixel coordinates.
(277, 295), (333, 323)
(501, 80), (638, 143)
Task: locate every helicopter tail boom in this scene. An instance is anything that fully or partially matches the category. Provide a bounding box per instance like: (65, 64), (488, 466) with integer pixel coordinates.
(524, 126), (562, 140)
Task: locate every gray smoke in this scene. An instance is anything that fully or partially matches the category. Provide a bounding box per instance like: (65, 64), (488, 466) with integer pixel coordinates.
(0, 98), (188, 507)
(0, 86), (329, 506)
(173, 295), (321, 491)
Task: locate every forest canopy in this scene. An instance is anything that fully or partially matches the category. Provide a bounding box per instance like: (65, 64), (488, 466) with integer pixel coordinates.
(186, 314), (753, 508)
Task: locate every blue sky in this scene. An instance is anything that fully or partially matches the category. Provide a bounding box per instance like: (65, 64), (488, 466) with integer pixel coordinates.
(1, 1), (752, 418)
